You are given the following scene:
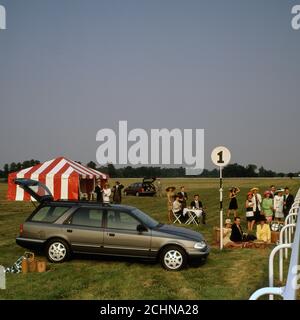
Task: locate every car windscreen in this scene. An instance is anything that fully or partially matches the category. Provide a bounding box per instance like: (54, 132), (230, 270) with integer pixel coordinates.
(30, 206), (69, 223)
(132, 208), (159, 228)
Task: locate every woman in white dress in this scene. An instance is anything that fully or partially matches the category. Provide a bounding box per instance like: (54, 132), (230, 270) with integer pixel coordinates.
(246, 192), (255, 231)
(274, 189), (284, 221)
(250, 187), (262, 223)
(102, 183), (112, 203)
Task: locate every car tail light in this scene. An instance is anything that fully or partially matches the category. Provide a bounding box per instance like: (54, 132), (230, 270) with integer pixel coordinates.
(141, 188), (144, 192)
(20, 224), (23, 236)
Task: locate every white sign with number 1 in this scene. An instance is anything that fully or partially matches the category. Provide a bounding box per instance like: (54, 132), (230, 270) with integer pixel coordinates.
(211, 146), (231, 167)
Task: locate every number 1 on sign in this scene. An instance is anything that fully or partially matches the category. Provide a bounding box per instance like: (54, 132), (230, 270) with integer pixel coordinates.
(217, 151), (224, 164)
(211, 146), (231, 167)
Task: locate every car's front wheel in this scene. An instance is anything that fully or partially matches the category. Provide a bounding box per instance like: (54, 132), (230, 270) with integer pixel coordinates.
(135, 192), (140, 197)
(46, 239), (70, 263)
(160, 245), (187, 271)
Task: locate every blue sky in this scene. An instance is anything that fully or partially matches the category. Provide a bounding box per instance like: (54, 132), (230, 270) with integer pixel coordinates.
(0, 0), (299, 171)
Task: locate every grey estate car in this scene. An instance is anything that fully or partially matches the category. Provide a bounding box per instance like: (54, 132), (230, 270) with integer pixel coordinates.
(15, 179), (209, 271)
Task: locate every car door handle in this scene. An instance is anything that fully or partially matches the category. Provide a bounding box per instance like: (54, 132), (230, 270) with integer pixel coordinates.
(108, 233), (115, 237)
(67, 229), (73, 233)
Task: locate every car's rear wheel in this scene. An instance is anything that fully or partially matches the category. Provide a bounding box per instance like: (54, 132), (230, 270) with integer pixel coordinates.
(160, 245), (187, 271)
(46, 239), (70, 263)
(136, 192), (140, 197)
(124, 191), (127, 196)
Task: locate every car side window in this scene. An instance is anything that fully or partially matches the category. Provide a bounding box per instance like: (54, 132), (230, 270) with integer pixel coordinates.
(70, 208), (103, 228)
(31, 206), (69, 223)
(107, 210), (140, 231)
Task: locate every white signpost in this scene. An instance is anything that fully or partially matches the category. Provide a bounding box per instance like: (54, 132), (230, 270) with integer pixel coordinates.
(211, 146), (231, 250)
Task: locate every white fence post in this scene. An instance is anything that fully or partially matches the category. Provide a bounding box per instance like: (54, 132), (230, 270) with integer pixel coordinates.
(279, 224), (296, 282)
(0, 265), (5, 290)
(249, 189), (299, 300)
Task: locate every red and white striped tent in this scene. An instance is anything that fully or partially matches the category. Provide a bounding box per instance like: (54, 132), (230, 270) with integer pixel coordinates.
(7, 157), (108, 201)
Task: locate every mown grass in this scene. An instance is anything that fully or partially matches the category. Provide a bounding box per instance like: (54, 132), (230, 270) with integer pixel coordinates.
(0, 178), (298, 300)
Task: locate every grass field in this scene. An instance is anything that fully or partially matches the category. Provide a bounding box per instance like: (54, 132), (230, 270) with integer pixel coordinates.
(0, 178), (298, 300)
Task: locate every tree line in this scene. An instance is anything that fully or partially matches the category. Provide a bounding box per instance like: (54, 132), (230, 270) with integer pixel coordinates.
(0, 160), (40, 179)
(87, 162), (297, 179)
(0, 160), (298, 179)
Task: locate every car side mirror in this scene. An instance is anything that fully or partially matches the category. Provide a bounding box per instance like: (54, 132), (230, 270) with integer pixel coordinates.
(137, 224), (148, 233)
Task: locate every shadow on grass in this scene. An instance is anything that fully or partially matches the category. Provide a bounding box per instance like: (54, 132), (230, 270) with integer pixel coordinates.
(72, 252), (157, 267)
(70, 252), (206, 270)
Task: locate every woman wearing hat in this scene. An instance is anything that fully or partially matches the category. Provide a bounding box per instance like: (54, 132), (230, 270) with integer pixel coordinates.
(102, 183), (111, 204)
(261, 191), (274, 223)
(166, 187), (176, 222)
(274, 189), (284, 221)
(227, 187), (240, 218)
(245, 192), (255, 231)
(256, 215), (271, 243)
(250, 187), (262, 223)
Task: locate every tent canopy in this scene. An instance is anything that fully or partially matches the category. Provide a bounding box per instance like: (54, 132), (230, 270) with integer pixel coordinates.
(7, 156), (108, 201)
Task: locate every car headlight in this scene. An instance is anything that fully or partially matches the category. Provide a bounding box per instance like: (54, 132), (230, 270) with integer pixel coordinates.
(194, 241), (206, 250)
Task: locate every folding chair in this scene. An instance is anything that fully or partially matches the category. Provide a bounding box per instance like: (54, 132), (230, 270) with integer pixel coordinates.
(185, 211), (199, 225)
(172, 210), (182, 224)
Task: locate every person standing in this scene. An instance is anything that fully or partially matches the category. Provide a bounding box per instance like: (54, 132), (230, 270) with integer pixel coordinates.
(166, 187), (176, 222)
(251, 187), (262, 223)
(261, 191), (274, 223)
(179, 186), (188, 209)
(227, 187), (240, 218)
(245, 192), (255, 231)
(155, 178), (163, 197)
(102, 183), (112, 204)
(112, 181), (124, 204)
(274, 189), (284, 221)
(283, 187), (294, 218)
(94, 180), (103, 203)
(269, 185), (276, 199)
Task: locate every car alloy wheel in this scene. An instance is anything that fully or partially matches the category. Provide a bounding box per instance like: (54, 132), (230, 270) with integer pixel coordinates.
(46, 239), (70, 263)
(161, 246), (187, 271)
(136, 192), (139, 197)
